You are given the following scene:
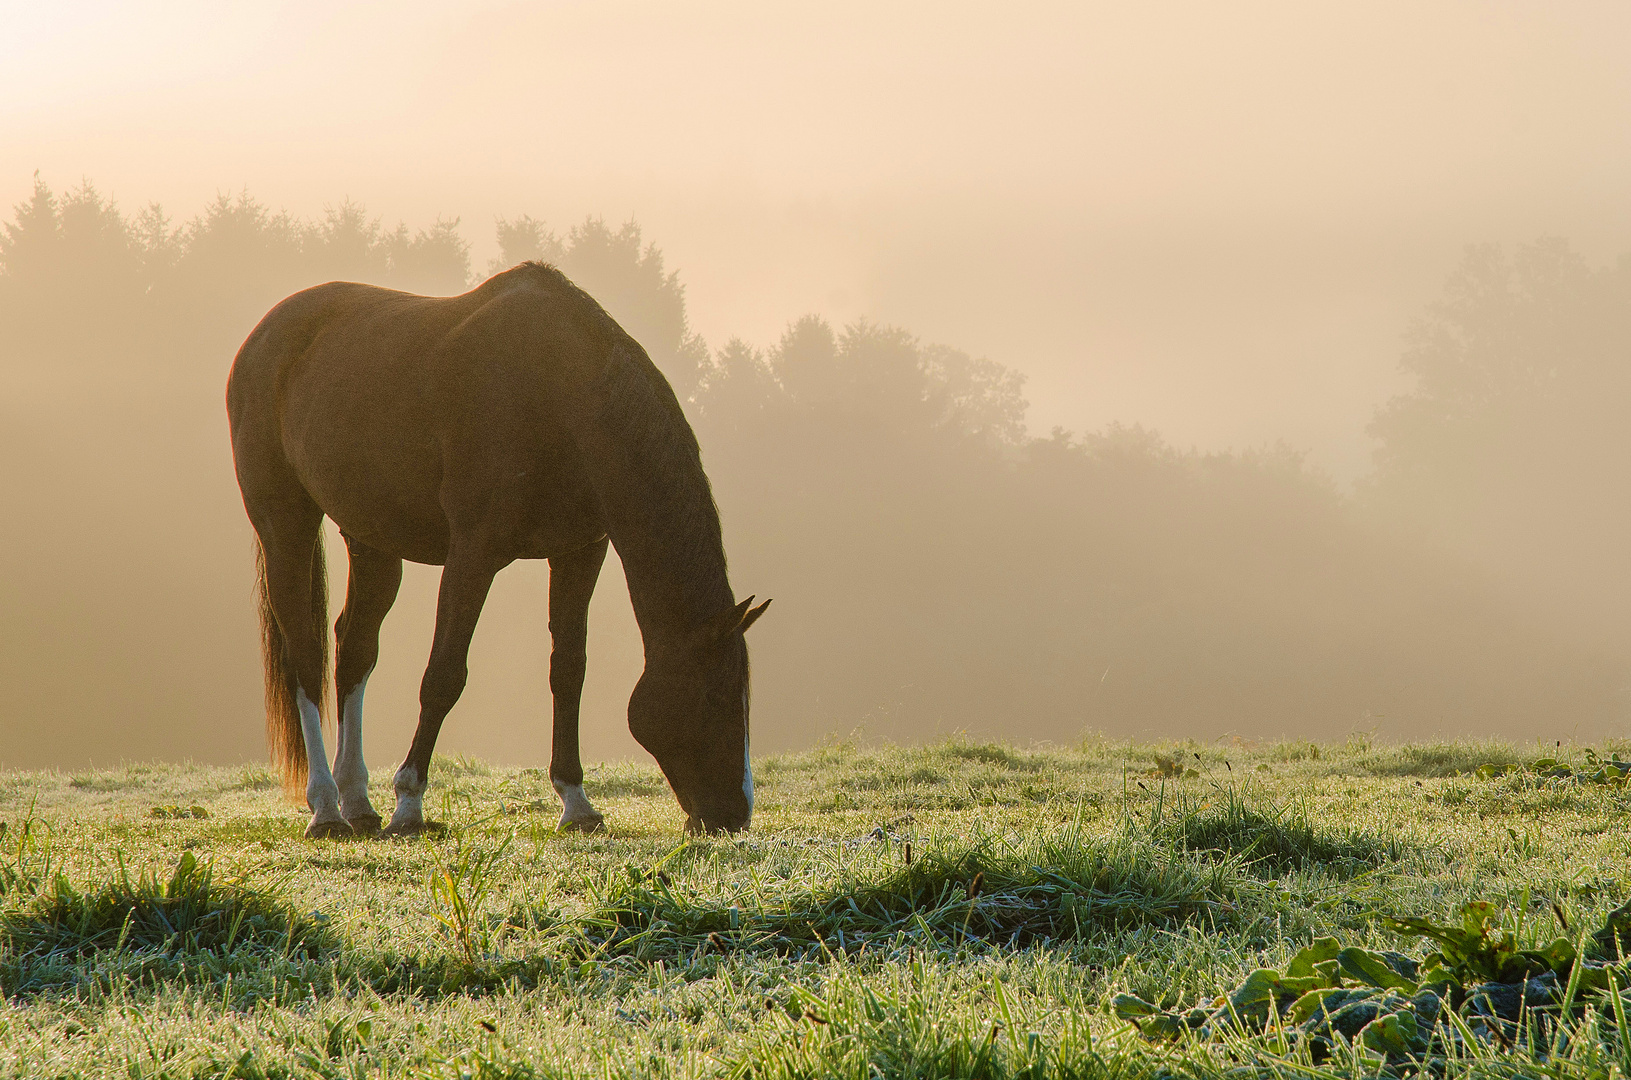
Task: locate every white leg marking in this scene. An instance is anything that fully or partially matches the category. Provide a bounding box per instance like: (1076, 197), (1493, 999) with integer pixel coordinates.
(553, 778), (604, 829)
(333, 676), (377, 824)
(389, 763), (426, 832)
(298, 687), (343, 825)
(742, 690), (754, 823)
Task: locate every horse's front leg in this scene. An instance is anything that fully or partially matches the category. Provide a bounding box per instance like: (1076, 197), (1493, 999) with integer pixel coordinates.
(548, 537), (610, 832)
(383, 546), (503, 837)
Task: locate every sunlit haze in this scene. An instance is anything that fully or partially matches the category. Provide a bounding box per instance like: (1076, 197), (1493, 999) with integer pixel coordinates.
(10, 2), (1631, 474)
(6, 2), (1631, 772)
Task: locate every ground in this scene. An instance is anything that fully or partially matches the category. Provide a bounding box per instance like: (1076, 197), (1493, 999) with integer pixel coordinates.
(3, 734), (1630, 1078)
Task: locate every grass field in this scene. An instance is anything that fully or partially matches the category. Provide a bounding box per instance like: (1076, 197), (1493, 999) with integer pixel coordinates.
(5, 734), (1631, 1078)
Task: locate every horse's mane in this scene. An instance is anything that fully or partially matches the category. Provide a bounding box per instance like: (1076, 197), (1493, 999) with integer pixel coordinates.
(506, 261), (732, 620)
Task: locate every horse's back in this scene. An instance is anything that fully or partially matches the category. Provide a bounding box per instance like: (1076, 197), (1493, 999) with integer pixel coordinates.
(228, 270), (615, 564)
(230, 271), (606, 423)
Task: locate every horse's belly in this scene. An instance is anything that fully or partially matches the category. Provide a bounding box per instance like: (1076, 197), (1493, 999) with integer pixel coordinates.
(299, 455), (453, 564)
(291, 430), (604, 566)
(512, 486), (607, 560)
(326, 503), (452, 565)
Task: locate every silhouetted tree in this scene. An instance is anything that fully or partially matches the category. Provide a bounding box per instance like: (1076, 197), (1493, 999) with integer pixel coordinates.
(161, 191), (310, 343)
(132, 202), (181, 284)
(0, 175), (70, 285)
(489, 215), (564, 272)
(769, 314), (840, 404)
(0, 181), (476, 366)
(1366, 239), (1631, 641)
(708, 313), (1027, 448)
(0, 178), (147, 362)
(382, 217), (470, 296)
(307, 199), (390, 283)
(0, 179), (148, 295)
(695, 338), (779, 434)
(922, 344), (1029, 448)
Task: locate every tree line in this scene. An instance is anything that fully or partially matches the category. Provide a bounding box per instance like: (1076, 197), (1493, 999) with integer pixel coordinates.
(0, 176), (1623, 767)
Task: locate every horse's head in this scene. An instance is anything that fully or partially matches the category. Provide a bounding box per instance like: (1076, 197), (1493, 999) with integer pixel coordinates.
(628, 596), (771, 834)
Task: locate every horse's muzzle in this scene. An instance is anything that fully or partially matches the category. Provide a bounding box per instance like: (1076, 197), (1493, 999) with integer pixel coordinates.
(685, 814), (748, 836)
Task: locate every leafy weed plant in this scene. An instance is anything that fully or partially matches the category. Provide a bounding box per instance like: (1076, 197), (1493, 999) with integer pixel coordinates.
(428, 832), (515, 964)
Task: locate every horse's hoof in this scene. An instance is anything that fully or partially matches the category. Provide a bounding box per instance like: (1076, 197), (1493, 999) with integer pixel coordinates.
(558, 815), (606, 834)
(305, 818), (354, 840)
(346, 813), (383, 838)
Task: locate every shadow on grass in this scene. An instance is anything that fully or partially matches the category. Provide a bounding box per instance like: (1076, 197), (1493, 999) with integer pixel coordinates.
(930, 740), (1046, 771)
(198, 816), (306, 846)
(1338, 741), (1535, 778)
(1162, 788), (1414, 877)
(3, 828), (1249, 1002)
(520, 827), (1244, 966)
(1, 852), (332, 997)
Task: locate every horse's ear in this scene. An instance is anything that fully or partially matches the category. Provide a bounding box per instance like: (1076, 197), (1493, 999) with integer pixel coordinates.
(699, 596), (772, 646)
(700, 597), (755, 645)
(740, 598), (771, 634)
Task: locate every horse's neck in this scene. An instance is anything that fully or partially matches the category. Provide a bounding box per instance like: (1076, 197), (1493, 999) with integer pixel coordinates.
(582, 351), (734, 647)
(613, 525), (733, 652)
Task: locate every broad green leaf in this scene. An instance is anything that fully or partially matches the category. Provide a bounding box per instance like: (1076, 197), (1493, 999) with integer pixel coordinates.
(1415, 963), (1459, 991)
(1227, 969), (1285, 1025)
(1139, 1013), (1184, 1041)
(1289, 987), (1343, 1025)
(1338, 948), (1416, 991)
(1537, 937), (1577, 971)
(1111, 993), (1159, 1019)
(1592, 900), (1631, 959)
(1571, 963), (1615, 995)
(1460, 901), (1497, 936)
(1360, 1010), (1421, 1056)
(1286, 937), (1342, 979)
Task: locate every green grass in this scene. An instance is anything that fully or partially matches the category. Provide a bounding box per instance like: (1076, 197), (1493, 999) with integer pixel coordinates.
(5, 736), (1631, 1077)
(1161, 784), (1416, 876)
(538, 824), (1242, 964)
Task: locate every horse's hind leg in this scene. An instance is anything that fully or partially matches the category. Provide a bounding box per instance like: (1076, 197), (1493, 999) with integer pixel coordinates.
(256, 505), (349, 839)
(548, 537), (609, 832)
(331, 537), (403, 837)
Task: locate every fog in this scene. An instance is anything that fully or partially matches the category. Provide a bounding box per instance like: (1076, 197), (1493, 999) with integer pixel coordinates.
(4, 2), (1631, 771)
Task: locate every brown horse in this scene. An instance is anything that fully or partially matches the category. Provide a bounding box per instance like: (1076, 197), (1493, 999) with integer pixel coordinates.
(226, 263), (768, 838)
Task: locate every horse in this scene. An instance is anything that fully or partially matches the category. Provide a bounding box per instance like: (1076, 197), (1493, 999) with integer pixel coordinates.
(226, 262), (769, 838)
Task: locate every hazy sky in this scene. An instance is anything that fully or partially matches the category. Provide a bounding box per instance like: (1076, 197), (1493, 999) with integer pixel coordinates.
(7, 1), (1631, 477)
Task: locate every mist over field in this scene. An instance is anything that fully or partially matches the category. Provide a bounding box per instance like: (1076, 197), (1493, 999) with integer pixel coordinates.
(5, 2), (1631, 771)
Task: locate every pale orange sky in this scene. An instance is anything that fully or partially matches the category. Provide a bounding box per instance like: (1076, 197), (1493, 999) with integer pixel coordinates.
(7, 1), (1631, 477)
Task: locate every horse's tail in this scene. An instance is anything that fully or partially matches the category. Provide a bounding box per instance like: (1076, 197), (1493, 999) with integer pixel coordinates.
(255, 531), (329, 794)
